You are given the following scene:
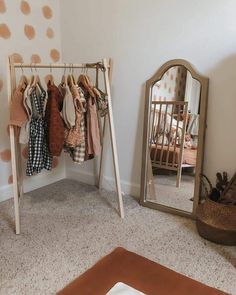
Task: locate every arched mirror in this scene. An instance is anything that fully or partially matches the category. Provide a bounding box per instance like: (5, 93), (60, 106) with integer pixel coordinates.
(140, 59), (209, 218)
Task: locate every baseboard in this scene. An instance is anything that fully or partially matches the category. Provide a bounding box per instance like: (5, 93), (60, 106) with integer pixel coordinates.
(0, 171), (65, 203)
(66, 167), (140, 198)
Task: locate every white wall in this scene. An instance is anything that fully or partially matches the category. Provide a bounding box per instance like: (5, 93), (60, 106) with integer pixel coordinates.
(0, 0), (65, 202)
(60, 0), (236, 196)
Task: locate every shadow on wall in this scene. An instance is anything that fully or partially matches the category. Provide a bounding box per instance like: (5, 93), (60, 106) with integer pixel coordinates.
(204, 54), (236, 181)
(130, 82), (146, 197)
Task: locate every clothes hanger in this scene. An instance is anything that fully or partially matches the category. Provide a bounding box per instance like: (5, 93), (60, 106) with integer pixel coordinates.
(67, 63), (76, 87)
(29, 63), (35, 87)
(78, 66), (95, 98)
(18, 63), (28, 91)
(32, 64), (42, 88)
(61, 63), (68, 87)
(47, 63), (54, 86)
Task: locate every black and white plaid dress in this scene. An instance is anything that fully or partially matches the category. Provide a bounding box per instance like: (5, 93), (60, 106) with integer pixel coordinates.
(26, 87), (52, 176)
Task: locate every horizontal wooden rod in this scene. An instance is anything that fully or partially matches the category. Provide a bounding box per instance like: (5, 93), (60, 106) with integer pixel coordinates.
(12, 62), (109, 70)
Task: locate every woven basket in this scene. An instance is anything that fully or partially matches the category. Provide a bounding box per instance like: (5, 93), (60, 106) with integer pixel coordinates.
(196, 197), (236, 245)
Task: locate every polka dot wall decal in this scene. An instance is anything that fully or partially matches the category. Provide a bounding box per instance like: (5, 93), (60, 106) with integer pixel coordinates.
(11, 53), (23, 63)
(42, 5), (52, 19)
(0, 23), (11, 39)
(31, 54), (41, 63)
(0, 79), (3, 92)
(52, 157), (59, 169)
(46, 27), (54, 39)
(20, 1), (30, 15)
(8, 175), (13, 184)
(24, 24), (35, 40)
(0, 149), (11, 162)
(22, 146), (28, 159)
(50, 49), (60, 62)
(0, 0), (6, 13)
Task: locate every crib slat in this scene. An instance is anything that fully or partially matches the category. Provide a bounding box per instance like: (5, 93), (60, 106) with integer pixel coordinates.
(159, 103), (168, 165)
(172, 103), (181, 166)
(166, 103), (174, 167)
(153, 102), (163, 163)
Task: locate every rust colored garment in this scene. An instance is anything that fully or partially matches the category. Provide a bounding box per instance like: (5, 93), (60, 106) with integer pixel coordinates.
(58, 247), (228, 295)
(9, 87), (28, 127)
(45, 83), (64, 156)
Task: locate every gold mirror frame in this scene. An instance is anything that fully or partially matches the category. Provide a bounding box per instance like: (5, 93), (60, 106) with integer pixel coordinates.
(140, 59), (209, 218)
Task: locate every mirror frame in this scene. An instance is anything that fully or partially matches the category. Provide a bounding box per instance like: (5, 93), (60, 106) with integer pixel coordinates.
(140, 59), (209, 218)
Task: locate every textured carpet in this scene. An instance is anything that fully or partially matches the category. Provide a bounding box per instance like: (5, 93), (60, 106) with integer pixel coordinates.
(149, 174), (195, 212)
(0, 179), (235, 295)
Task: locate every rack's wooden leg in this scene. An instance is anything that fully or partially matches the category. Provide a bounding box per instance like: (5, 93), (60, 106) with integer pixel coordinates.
(10, 126), (21, 234)
(98, 116), (107, 188)
(103, 58), (124, 218)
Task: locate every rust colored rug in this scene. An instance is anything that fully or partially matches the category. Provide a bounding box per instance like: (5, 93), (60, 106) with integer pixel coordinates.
(58, 247), (228, 295)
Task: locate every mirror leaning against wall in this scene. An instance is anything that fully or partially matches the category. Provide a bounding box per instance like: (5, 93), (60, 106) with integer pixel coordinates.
(140, 59), (209, 218)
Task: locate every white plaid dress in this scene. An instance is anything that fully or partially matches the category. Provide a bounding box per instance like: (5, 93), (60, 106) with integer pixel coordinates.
(26, 87), (52, 176)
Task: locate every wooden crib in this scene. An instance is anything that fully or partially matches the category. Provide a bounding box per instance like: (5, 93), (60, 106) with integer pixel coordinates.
(149, 100), (192, 187)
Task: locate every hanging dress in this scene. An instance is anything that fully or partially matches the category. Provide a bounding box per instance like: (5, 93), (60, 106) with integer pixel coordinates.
(26, 86), (52, 176)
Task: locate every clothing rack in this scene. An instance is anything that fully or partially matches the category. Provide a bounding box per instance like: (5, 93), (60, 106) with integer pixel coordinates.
(7, 57), (124, 235)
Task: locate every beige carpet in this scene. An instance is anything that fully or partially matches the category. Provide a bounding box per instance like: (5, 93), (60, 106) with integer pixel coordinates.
(0, 179), (235, 295)
(149, 174), (195, 212)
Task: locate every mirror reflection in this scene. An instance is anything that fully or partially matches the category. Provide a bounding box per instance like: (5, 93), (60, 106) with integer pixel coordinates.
(147, 65), (201, 212)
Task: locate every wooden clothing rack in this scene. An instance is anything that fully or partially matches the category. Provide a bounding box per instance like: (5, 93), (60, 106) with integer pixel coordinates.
(7, 57), (124, 235)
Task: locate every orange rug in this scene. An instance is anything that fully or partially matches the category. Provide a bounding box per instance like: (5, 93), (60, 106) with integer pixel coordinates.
(58, 247), (228, 295)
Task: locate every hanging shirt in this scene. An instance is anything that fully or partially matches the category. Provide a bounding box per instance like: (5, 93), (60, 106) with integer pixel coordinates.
(9, 87), (28, 127)
(87, 96), (101, 156)
(26, 87), (52, 176)
(45, 83), (64, 157)
(58, 83), (76, 129)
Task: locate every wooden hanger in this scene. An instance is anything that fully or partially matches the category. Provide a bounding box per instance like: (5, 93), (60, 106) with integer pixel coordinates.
(61, 64), (68, 87)
(78, 74), (95, 98)
(17, 63), (28, 91)
(18, 75), (28, 91)
(46, 63), (54, 86)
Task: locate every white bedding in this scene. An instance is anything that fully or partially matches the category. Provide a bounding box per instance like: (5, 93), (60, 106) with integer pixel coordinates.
(106, 282), (145, 295)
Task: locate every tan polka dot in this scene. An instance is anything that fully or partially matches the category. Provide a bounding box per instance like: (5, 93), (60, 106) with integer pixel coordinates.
(0, 149), (11, 162)
(0, 23), (11, 39)
(0, 0), (6, 13)
(42, 5), (52, 19)
(22, 146), (28, 159)
(24, 24), (35, 40)
(0, 79), (3, 92)
(168, 87), (171, 94)
(8, 174), (13, 184)
(52, 157), (59, 169)
(170, 74), (174, 80)
(31, 54), (41, 63)
(50, 49), (60, 62)
(46, 27), (54, 39)
(20, 1), (30, 15)
(11, 53), (23, 63)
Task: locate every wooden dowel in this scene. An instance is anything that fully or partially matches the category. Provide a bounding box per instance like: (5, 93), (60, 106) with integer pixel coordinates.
(153, 102), (163, 163)
(12, 62), (110, 70)
(166, 103), (174, 167)
(172, 103), (180, 167)
(159, 103), (168, 165)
